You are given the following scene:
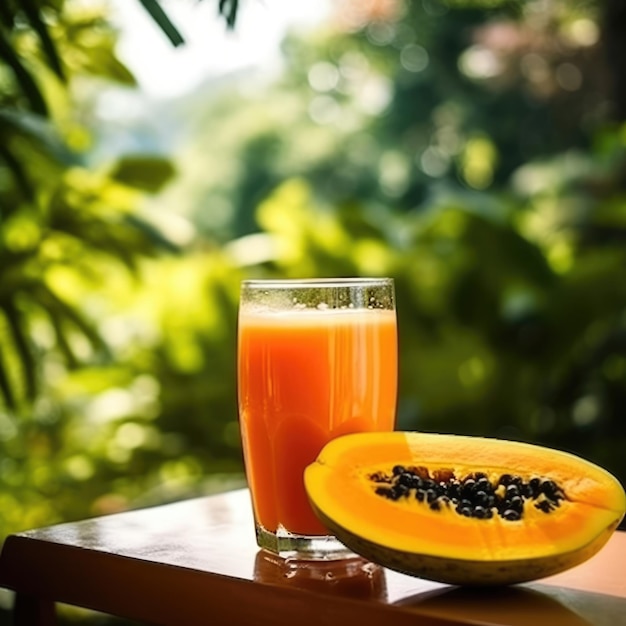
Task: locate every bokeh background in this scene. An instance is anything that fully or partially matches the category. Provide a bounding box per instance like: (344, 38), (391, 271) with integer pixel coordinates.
(1, 0), (625, 622)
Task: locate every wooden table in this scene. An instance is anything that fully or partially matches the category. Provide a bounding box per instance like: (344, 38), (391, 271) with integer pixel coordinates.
(0, 488), (624, 626)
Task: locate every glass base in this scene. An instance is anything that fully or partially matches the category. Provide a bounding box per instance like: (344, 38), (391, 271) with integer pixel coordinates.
(256, 524), (356, 560)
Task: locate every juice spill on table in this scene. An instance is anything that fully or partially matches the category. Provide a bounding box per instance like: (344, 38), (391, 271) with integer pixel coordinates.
(238, 308), (397, 536)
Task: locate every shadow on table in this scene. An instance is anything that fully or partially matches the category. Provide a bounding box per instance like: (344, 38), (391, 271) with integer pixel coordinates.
(394, 585), (593, 626)
(253, 550), (388, 601)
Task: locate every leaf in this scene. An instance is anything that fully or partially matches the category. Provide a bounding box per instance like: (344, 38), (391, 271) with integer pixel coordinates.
(218, 0), (239, 28)
(0, 142), (34, 201)
(124, 213), (181, 254)
(0, 109), (77, 202)
(109, 155), (176, 193)
(20, 0), (66, 81)
(60, 12), (137, 86)
(2, 298), (37, 400)
(0, 29), (48, 116)
(45, 306), (79, 370)
(37, 284), (111, 360)
(0, 344), (17, 410)
(79, 46), (137, 86)
(138, 0), (185, 47)
(0, 108), (79, 167)
(137, 0), (240, 47)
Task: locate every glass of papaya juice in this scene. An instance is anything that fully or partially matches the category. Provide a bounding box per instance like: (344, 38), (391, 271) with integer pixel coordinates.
(237, 278), (397, 559)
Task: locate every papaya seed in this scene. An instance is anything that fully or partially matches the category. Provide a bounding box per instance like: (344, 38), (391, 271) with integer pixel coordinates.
(503, 509), (521, 521)
(369, 466), (568, 522)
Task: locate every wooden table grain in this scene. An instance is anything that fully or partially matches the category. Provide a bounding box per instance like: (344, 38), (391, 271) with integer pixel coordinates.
(0, 488), (624, 626)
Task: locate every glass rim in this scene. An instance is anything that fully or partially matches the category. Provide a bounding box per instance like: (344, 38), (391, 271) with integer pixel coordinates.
(241, 277), (394, 289)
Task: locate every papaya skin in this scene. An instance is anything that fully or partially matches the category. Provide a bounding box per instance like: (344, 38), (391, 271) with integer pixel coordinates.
(310, 503), (620, 586)
(304, 432), (626, 586)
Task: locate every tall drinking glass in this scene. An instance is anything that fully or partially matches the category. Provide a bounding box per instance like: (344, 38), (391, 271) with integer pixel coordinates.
(237, 278), (397, 559)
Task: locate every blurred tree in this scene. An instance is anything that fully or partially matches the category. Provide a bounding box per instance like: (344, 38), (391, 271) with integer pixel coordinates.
(0, 0), (239, 409)
(0, 0), (248, 556)
(156, 0), (626, 492)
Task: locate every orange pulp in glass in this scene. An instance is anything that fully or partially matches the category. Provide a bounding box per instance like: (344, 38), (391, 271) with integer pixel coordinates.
(238, 308), (397, 536)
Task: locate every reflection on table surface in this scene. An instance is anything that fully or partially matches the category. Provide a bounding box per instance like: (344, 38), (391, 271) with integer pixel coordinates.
(394, 582), (626, 626)
(254, 550), (388, 601)
(253, 545), (626, 626)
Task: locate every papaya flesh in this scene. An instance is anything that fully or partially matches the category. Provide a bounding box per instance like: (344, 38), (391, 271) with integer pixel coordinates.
(304, 432), (626, 586)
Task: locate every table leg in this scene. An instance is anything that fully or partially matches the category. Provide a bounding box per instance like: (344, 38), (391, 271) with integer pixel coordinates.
(12, 593), (56, 626)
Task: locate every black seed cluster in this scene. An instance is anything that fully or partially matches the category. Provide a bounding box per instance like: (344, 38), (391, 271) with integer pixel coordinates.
(370, 466), (566, 521)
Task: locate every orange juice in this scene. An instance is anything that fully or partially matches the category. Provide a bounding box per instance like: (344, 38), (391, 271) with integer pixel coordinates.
(238, 307), (397, 536)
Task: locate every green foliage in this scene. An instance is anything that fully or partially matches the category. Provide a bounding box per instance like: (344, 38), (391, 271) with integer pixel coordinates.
(0, 0), (245, 408)
(0, 0), (231, 540)
(158, 0), (626, 485)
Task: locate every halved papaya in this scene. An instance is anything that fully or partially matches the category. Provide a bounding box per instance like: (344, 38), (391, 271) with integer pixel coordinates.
(304, 432), (626, 586)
